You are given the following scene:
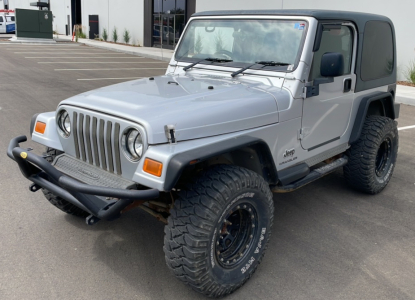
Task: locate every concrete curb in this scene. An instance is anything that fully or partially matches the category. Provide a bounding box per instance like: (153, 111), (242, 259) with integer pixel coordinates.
(79, 42), (172, 62)
(8, 35), (57, 44)
(56, 35), (173, 62)
(396, 85), (415, 106)
(395, 96), (415, 106)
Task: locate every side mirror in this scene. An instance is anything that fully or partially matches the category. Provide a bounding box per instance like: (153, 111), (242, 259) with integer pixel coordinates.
(306, 52), (346, 98)
(320, 52), (344, 77)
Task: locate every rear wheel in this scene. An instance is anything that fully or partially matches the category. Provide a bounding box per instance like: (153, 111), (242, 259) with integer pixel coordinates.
(41, 147), (89, 217)
(344, 115), (398, 194)
(164, 165), (274, 297)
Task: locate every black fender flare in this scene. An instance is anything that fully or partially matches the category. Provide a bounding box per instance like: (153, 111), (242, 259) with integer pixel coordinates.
(163, 136), (277, 191)
(349, 91), (397, 144)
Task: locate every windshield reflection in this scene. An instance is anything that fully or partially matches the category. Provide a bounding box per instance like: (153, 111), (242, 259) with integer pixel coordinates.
(176, 19), (307, 71)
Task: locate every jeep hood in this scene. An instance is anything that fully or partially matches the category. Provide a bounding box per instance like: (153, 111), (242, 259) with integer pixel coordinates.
(59, 75), (281, 144)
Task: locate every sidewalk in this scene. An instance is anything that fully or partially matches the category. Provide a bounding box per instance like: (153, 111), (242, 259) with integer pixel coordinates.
(57, 35), (173, 62)
(396, 85), (415, 106)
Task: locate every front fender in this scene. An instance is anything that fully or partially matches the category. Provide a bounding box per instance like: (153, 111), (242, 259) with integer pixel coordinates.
(31, 112), (63, 151)
(132, 126), (278, 192)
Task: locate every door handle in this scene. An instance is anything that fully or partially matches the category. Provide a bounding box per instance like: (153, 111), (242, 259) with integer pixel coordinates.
(343, 78), (352, 93)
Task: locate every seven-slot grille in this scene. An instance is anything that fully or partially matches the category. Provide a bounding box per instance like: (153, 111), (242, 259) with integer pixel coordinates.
(72, 112), (122, 175)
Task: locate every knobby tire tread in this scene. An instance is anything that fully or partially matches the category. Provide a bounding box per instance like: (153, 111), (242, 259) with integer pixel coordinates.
(164, 165), (274, 298)
(344, 115), (398, 194)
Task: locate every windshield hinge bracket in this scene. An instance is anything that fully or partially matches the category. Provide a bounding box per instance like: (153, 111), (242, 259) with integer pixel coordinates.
(298, 128), (304, 140)
(164, 125), (177, 144)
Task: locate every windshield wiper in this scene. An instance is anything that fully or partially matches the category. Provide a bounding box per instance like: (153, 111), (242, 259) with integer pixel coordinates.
(183, 57), (233, 71)
(231, 61), (290, 77)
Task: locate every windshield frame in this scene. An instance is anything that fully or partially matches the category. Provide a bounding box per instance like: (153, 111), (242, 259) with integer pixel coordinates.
(174, 16), (309, 74)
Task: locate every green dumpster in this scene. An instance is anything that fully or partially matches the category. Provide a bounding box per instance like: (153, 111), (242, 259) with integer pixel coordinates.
(16, 9), (53, 39)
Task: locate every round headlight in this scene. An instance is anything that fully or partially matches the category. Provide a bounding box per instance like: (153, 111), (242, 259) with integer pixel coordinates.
(57, 110), (71, 138)
(122, 128), (143, 161)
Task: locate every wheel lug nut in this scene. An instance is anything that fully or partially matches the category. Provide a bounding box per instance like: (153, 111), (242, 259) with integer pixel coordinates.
(227, 261), (230, 264)
(216, 241), (219, 245)
(243, 205), (247, 208)
(248, 208), (251, 212)
(250, 235), (253, 239)
(217, 251), (220, 255)
(252, 224), (255, 228)
(246, 245), (249, 249)
(221, 258), (223, 261)
(237, 206), (240, 209)
(233, 259), (236, 262)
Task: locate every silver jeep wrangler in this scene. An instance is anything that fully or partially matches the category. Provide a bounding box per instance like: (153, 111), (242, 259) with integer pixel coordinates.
(8, 9), (400, 298)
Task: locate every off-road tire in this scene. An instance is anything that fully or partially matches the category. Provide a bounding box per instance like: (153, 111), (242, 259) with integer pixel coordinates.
(344, 115), (398, 194)
(41, 147), (89, 217)
(164, 165), (274, 298)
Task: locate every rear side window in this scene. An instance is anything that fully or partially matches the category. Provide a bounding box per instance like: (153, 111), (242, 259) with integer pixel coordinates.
(6, 16), (15, 22)
(361, 21), (394, 81)
(0, 16), (3, 22)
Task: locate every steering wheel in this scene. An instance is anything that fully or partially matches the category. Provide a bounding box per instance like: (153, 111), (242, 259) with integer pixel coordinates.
(213, 50), (234, 60)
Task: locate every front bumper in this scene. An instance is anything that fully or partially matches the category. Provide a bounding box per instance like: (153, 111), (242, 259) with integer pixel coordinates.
(7, 136), (159, 223)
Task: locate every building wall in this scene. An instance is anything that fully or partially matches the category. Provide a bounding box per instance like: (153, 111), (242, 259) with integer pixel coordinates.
(81, 0), (144, 45)
(196, 0), (415, 80)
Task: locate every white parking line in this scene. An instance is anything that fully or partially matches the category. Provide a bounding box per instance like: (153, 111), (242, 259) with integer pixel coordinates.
(15, 52), (118, 54)
(26, 56), (141, 58)
(78, 77), (143, 81)
(5, 47), (83, 51)
(398, 125), (415, 131)
(39, 61), (166, 64)
(55, 68), (167, 71)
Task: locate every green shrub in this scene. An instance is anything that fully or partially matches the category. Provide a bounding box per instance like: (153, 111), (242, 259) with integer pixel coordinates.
(102, 28), (108, 41)
(405, 60), (415, 85)
(112, 27), (118, 43)
(123, 29), (131, 44)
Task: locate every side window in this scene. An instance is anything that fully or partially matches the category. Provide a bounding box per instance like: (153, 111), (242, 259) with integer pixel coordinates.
(0, 16), (4, 23)
(361, 21), (394, 81)
(310, 25), (354, 80)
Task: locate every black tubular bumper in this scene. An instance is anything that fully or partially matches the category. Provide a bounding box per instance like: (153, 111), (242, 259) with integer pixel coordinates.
(7, 136), (159, 222)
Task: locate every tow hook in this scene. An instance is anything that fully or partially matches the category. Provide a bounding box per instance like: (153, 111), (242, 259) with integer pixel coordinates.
(86, 215), (100, 226)
(29, 183), (41, 192)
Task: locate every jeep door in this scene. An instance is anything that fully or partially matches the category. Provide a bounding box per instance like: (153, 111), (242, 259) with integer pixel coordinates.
(301, 23), (357, 150)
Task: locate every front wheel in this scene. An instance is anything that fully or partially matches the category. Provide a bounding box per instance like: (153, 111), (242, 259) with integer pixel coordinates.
(344, 115), (398, 194)
(164, 165), (274, 297)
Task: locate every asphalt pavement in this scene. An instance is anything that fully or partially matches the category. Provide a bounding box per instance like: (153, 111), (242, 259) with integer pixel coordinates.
(0, 42), (415, 300)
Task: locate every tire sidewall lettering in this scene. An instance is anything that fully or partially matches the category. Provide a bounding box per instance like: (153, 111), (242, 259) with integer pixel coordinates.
(208, 189), (272, 283)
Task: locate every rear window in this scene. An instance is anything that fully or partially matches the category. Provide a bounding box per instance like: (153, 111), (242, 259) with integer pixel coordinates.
(361, 21), (394, 81)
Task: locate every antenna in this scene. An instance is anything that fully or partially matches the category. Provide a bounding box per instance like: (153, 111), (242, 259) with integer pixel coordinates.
(159, 0), (164, 61)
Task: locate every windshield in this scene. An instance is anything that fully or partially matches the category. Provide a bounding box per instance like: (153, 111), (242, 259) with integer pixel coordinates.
(175, 19), (307, 72)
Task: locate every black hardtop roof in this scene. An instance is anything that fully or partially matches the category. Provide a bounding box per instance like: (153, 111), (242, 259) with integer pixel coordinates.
(192, 9), (393, 33)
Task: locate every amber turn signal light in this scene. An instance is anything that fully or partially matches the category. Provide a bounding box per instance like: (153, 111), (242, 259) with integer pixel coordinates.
(34, 121), (46, 134)
(143, 158), (163, 177)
